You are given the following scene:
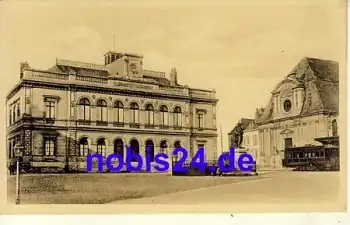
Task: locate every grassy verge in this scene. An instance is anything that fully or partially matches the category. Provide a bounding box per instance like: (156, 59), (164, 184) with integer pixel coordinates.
(7, 173), (264, 204)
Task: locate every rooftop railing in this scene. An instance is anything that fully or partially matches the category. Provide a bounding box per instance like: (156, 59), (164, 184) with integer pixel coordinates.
(22, 70), (215, 99)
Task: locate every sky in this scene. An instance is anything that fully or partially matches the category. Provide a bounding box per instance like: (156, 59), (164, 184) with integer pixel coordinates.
(0, 0), (346, 151)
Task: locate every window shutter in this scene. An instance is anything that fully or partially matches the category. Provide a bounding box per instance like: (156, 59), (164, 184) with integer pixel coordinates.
(135, 110), (139, 123)
(150, 111), (154, 124)
(119, 109), (123, 122)
(96, 107), (101, 121)
(164, 112), (168, 125)
(102, 107), (107, 121)
(78, 105), (83, 120)
(86, 107), (91, 120)
(178, 114), (182, 126)
(51, 104), (55, 118)
(113, 109), (118, 122)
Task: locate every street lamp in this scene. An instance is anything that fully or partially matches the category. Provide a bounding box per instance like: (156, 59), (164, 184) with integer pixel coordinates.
(14, 144), (24, 205)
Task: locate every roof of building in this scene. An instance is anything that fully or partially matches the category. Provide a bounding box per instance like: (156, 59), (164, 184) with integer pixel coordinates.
(245, 120), (258, 130)
(256, 57), (339, 124)
(44, 58), (175, 86)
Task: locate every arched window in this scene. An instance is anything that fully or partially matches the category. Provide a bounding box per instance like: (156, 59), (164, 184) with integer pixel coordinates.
(173, 106), (182, 127)
(114, 101), (124, 123)
(114, 139), (124, 158)
(173, 141), (182, 161)
(130, 103), (139, 124)
(160, 140), (168, 154)
(160, 105), (169, 126)
(332, 119), (338, 137)
(79, 137), (89, 156)
(145, 104), (154, 125)
(96, 99), (108, 122)
(130, 139), (139, 162)
(145, 140), (155, 162)
(78, 98), (91, 121)
(97, 138), (106, 157)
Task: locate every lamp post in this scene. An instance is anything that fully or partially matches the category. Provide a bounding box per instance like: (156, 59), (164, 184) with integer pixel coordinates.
(14, 144), (24, 205)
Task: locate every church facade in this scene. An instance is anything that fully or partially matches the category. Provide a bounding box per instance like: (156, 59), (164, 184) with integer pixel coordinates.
(252, 57), (339, 168)
(6, 51), (218, 172)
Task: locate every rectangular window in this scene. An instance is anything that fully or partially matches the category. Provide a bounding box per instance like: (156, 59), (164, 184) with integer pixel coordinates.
(246, 136), (250, 145)
(9, 141), (12, 158)
(45, 101), (55, 119)
(284, 138), (293, 149)
(9, 110), (12, 125)
(253, 135), (257, 145)
(44, 139), (55, 156)
(197, 113), (204, 128)
(17, 104), (20, 119)
(12, 109), (15, 123)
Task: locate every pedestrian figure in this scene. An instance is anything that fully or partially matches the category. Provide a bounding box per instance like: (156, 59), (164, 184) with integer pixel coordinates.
(9, 158), (16, 175)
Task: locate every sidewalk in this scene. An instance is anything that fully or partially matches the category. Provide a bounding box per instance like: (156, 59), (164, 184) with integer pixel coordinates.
(255, 167), (292, 175)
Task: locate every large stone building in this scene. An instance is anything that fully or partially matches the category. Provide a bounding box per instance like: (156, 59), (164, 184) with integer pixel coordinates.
(227, 57), (339, 169)
(252, 57), (339, 168)
(6, 51), (218, 172)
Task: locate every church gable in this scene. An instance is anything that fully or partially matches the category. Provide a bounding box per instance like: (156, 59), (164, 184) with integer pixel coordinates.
(280, 128), (294, 134)
(256, 57), (339, 125)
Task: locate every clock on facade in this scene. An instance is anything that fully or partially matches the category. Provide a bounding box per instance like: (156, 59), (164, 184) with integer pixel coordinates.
(283, 99), (292, 112)
(129, 63), (139, 74)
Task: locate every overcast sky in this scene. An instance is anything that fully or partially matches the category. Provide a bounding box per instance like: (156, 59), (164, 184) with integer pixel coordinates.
(0, 0), (345, 151)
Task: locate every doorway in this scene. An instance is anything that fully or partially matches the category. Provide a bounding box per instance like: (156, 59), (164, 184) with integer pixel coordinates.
(284, 138), (293, 149)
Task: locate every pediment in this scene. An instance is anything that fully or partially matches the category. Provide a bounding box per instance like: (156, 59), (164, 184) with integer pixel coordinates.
(272, 79), (300, 94)
(280, 129), (294, 134)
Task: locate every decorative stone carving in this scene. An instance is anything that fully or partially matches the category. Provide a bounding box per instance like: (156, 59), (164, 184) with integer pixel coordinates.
(232, 123), (244, 148)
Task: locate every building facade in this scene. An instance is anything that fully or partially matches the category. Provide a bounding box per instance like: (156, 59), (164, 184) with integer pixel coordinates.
(241, 121), (260, 166)
(254, 57), (339, 168)
(6, 51), (218, 172)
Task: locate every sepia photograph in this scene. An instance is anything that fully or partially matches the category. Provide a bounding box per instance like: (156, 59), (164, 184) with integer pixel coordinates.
(0, 0), (347, 214)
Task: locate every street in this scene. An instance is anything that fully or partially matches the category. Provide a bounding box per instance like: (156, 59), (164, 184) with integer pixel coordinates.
(111, 171), (345, 209)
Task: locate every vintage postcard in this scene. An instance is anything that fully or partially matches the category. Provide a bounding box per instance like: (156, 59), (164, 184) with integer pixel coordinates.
(0, 0), (347, 214)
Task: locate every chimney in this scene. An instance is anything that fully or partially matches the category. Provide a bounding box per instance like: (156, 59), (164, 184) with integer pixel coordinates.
(170, 68), (178, 86)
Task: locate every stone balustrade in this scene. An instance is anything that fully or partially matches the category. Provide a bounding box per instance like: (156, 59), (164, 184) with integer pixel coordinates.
(22, 70), (215, 99)
(143, 70), (166, 78)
